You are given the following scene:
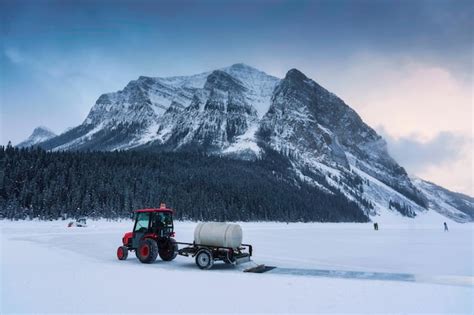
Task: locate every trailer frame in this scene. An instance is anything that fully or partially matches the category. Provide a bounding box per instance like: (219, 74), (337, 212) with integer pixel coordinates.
(176, 241), (253, 269)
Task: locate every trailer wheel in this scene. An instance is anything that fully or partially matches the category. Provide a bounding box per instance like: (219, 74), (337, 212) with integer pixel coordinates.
(196, 249), (214, 270)
(137, 239), (158, 264)
(117, 246), (128, 260)
(159, 238), (178, 261)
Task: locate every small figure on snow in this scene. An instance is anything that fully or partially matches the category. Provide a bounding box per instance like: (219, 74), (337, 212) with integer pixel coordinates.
(373, 222), (379, 231)
(444, 222), (449, 232)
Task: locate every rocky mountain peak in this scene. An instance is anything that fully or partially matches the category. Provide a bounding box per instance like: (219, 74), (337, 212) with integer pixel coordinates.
(137, 75), (152, 81)
(226, 63), (265, 75)
(285, 68), (308, 81)
(33, 126), (55, 135)
(17, 126), (56, 148)
(229, 62), (254, 69)
(204, 70), (246, 93)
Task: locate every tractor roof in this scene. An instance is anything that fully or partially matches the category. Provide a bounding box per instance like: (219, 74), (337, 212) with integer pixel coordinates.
(135, 204), (173, 213)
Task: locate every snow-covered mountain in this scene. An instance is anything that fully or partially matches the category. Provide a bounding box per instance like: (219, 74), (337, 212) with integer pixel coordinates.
(258, 69), (427, 217)
(17, 127), (56, 148)
(412, 178), (473, 222)
(40, 64), (278, 153)
(36, 63), (472, 222)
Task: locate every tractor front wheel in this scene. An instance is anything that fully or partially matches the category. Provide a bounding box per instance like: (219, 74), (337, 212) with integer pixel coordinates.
(117, 246), (128, 260)
(195, 249), (214, 270)
(136, 239), (158, 264)
(159, 238), (178, 261)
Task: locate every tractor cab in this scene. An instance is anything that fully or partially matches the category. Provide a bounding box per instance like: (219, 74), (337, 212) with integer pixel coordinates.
(132, 209), (174, 247)
(117, 203), (178, 263)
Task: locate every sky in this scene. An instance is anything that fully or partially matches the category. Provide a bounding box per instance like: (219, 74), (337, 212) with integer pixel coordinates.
(1, 0), (472, 194)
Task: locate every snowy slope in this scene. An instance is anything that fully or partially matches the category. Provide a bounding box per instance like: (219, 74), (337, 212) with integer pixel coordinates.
(1, 220), (473, 313)
(16, 126), (56, 148)
(412, 178), (473, 223)
(221, 63), (280, 118)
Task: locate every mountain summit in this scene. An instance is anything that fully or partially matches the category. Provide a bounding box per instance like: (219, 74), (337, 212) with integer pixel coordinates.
(34, 64), (472, 222)
(17, 126), (56, 148)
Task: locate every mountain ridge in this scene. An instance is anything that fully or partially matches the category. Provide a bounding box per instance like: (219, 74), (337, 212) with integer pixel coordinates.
(23, 63), (472, 222)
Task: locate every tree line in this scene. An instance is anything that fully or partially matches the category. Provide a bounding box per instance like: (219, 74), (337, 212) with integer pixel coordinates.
(0, 144), (369, 222)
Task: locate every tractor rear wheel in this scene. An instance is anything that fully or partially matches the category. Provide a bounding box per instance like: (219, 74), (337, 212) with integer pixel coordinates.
(136, 239), (158, 264)
(117, 246), (128, 260)
(159, 238), (178, 261)
(195, 249), (214, 270)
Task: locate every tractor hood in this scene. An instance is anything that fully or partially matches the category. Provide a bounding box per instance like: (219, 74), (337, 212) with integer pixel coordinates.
(122, 232), (133, 246)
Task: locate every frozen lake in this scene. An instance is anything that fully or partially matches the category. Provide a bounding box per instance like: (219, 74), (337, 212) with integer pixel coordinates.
(1, 215), (473, 313)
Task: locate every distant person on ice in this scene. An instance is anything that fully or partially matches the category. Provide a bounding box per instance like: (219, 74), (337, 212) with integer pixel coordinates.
(444, 222), (449, 232)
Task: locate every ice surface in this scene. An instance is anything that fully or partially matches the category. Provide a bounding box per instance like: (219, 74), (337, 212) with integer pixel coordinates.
(1, 220), (472, 313)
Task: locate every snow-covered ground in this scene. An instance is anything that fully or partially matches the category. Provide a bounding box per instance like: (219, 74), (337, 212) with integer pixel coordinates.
(1, 216), (473, 314)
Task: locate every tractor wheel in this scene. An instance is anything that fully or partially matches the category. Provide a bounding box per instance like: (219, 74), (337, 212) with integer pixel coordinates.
(117, 246), (128, 260)
(195, 249), (214, 270)
(159, 238), (178, 261)
(136, 239), (158, 264)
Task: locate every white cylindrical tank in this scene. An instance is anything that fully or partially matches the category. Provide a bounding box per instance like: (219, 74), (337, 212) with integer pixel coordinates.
(194, 222), (243, 249)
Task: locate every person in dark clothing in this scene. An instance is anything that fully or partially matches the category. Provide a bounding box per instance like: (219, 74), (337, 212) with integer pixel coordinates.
(444, 222), (449, 232)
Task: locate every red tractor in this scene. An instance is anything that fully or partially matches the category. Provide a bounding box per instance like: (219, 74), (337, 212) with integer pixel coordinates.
(117, 204), (178, 263)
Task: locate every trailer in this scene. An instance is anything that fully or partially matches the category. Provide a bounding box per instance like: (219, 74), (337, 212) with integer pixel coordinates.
(116, 205), (255, 270)
(176, 241), (253, 269)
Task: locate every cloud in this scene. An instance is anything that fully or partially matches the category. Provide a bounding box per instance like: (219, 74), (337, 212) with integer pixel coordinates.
(418, 147), (473, 196)
(317, 53), (473, 140)
(379, 129), (468, 172)
(4, 47), (25, 64)
(379, 128), (473, 195)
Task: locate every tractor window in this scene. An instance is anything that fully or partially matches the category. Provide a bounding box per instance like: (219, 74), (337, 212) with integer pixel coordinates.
(134, 212), (150, 233)
(159, 212), (173, 227)
(151, 212), (173, 230)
